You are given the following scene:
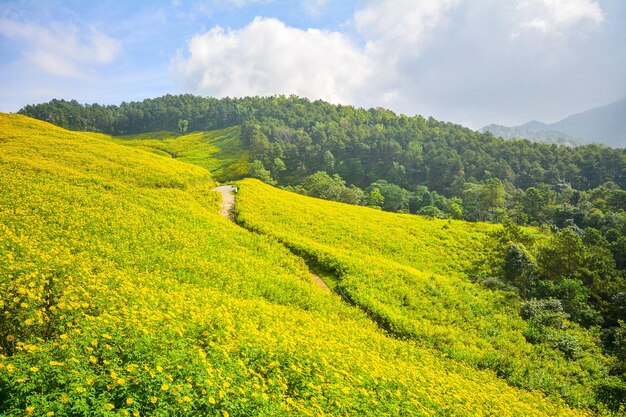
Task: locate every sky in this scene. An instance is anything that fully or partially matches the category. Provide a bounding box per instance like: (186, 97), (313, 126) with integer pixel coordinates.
(0, 0), (625, 129)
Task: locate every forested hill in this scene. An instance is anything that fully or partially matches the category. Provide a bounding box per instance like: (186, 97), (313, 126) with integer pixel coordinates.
(19, 95), (624, 192)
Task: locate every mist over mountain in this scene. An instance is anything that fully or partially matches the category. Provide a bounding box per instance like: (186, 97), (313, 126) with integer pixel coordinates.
(482, 97), (626, 148)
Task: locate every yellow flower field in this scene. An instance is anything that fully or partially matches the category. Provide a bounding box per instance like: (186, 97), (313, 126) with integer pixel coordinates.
(235, 178), (613, 412)
(0, 114), (599, 416)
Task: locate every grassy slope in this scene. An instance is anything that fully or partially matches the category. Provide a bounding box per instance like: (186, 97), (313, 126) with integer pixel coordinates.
(109, 127), (248, 181)
(235, 179), (612, 411)
(0, 114), (592, 416)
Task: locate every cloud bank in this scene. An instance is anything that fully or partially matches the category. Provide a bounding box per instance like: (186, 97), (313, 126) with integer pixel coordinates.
(174, 0), (456, 109)
(174, 17), (372, 104)
(174, 0), (620, 127)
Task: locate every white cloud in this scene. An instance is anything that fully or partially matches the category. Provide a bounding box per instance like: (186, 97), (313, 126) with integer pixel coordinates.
(354, 0), (457, 49)
(515, 0), (604, 35)
(302, 0), (329, 17)
(0, 19), (120, 78)
(174, 1), (458, 107)
(174, 17), (376, 103)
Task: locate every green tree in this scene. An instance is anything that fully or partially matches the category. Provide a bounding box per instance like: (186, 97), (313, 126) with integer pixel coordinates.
(481, 178), (506, 221)
(367, 188), (384, 208)
(503, 242), (537, 297)
(272, 157), (287, 181)
(447, 202), (463, 220)
(323, 150), (336, 174)
(417, 206), (446, 218)
(522, 187), (546, 224)
(300, 171), (361, 204)
(367, 180), (409, 212)
(538, 228), (585, 282)
(177, 119), (188, 133)
(249, 160), (276, 185)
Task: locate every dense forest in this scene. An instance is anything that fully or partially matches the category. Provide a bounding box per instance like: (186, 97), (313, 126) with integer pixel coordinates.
(19, 96), (626, 407)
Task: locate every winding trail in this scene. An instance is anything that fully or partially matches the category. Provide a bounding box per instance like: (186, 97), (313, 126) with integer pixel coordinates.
(214, 185), (237, 220)
(213, 185), (331, 292)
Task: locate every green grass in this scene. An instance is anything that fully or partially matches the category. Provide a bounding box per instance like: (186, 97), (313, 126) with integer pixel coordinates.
(111, 127), (249, 181)
(235, 178), (614, 412)
(0, 114), (597, 416)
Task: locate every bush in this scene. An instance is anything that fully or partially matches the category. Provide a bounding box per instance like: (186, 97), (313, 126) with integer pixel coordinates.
(520, 298), (568, 328)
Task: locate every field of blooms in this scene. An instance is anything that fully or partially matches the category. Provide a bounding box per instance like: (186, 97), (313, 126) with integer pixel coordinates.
(109, 127), (249, 181)
(235, 179), (614, 412)
(0, 114), (597, 416)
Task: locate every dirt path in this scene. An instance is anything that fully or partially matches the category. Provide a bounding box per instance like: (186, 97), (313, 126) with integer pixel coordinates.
(213, 184), (331, 292)
(213, 185), (237, 220)
(309, 270), (331, 292)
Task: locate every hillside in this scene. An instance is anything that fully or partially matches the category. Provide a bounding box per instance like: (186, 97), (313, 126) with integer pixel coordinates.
(235, 179), (616, 411)
(110, 128), (248, 181)
(0, 113), (597, 416)
(482, 98), (626, 148)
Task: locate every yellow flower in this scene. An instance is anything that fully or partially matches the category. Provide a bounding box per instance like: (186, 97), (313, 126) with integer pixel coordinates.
(126, 397), (134, 405)
(133, 411), (140, 417)
(222, 411), (229, 417)
(29, 366), (39, 373)
(105, 403), (115, 411)
(161, 383), (169, 391)
(47, 412), (55, 416)
(208, 397), (216, 405)
(89, 356), (98, 364)
(6, 335), (14, 342)
(26, 406), (35, 414)
(150, 396), (158, 404)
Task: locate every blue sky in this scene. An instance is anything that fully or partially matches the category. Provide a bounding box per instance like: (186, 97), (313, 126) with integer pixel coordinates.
(1, 0), (625, 128)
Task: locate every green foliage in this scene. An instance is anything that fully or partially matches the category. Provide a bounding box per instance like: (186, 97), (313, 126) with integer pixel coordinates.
(299, 171), (362, 204)
(248, 160), (276, 185)
(503, 243), (538, 296)
(366, 180), (409, 212)
(366, 188), (384, 208)
(538, 229), (586, 281)
(416, 205), (446, 218)
(271, 157), (286, 180)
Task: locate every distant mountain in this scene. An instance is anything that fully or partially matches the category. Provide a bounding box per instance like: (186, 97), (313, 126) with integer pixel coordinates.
(481, 123), (586, 146)
(482, 97), (626, 148)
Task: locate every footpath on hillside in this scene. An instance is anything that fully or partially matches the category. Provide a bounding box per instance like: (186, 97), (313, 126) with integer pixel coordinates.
(214, 185), (237, 219)
(213, 185), (331, 292)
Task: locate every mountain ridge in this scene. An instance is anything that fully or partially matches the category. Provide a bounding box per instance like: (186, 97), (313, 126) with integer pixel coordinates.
(482, 97), (626, 148)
